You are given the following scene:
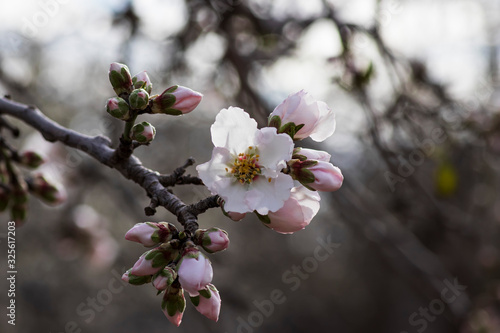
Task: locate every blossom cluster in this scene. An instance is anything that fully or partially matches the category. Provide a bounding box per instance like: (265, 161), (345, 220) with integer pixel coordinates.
(0, 149), (65, 225)
(197, 90), (343, 234)
(122, 222), (229, 326)
(106, 62), (202, 144)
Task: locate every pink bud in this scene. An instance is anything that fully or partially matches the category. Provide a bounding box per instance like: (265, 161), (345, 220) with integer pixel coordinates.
(132, 71), (152, 94)
(294, 148), (331, 162)
(30, 173), (66, 205)
(164, 309), (183, 327)
(125, 222), (158, 247)
(153, 267), (177, 291)
(162, 286), (186, 326)
(153, 274), (169, 291)
(130, 253), (162, 276)
(19, 151), (44, 168)
(307, 161), (343, 192)
(266, 186), (321, 234)
(152, 85), (202, 115)
(131, 121), (156, 143)
(171, 86), (202, 114)
(191, 284), (221, 322)
(269, 90), (335, 142)
(177, 249), (213, 295)
(121, 271), (130, 283)
(108, 62), (133, 96)
(199, 228), (229, 253)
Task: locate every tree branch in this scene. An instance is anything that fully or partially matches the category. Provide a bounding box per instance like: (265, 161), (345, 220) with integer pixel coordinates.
(0, 97), (219, 235)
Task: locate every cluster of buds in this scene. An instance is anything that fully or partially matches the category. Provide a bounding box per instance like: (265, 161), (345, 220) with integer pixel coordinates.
(106, 62), (202, 145)
(197, 90), (344, 234)
(122, 222), (229, 326)
(0, 148), (65, 225)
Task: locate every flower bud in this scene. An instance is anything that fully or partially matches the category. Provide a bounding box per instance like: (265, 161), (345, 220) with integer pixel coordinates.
(30, 174), (66, 205)
(125, 222), (177, 247)
(161, 284), (185, 327)
(108, 62), (133, 96)
(132, 71), (152, 94)
(121, 269), (152, 285)
(131, 121), (156, 144)
(268, 90), (335, 142)
(177, 248), (213, 296)
(292, 147), (331, 162)
(153, 267), (177, 291)
(288, 150), (343, 192)
(262, 186), (321, 234)
(106, 97), (130, 120)
(151, 85), (202, 115)
(194, 228), (229, 253)
(19, 151), (44, 169)
(129, 88), (149, 110)
(130, 244), (178, 276)
(190, 284), (221, 322)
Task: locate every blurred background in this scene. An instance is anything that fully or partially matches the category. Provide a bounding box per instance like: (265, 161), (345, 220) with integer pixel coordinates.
(0, 0), (499, 332)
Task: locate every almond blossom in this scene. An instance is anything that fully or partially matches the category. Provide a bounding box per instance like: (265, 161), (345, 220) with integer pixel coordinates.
(197, 107), (295, 214)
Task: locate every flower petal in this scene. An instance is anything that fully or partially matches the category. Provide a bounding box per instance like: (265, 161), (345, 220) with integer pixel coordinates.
(196, 147), (232, 190)
(254, 127), (294, 176)
(211, 107), (257, 153)
(244, 173), (294, 215)
(309, 101), (336, 142)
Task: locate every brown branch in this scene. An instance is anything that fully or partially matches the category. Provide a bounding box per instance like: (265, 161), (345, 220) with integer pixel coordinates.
(0, 97), (220, 235)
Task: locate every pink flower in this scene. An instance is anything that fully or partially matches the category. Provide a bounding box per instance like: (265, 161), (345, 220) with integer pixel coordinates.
(289, 148), (343, 192)
(132, 71), (152, 94)
(266, 186), (321, 234)
(152, 85), (203, 115)
(177, 249), (213, 295)
(125, 222), (159, 247)
(293, 147), (331, 162)
(196, 228), (229, 253)
(108, 62), (133, 96)
(131, 121), (156, 143)
(125, 222), (177, 247)
(306, 161), (343, 192)
(191, 284), (221, 322)
(162, 286), (185, 326)
(130, 252), (162, 276)
(152, 267), (176, 291)
(164, 310), (183, 327)
(269, 90), (335, 142)
(170, 86), (203, 114)
(106, 97), (130, 120)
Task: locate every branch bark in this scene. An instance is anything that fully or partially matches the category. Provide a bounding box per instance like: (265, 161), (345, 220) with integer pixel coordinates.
(0, 97), (219, 235)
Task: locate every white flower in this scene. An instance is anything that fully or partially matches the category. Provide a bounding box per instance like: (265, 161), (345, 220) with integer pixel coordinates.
(270, 90), (335, 142)
(197, 107), (294, 214)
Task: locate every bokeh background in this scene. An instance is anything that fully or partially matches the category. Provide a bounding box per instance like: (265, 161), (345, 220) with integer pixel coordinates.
(1, 0), (499, 332)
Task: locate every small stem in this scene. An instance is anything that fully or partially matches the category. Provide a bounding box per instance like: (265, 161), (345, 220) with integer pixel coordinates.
(122, 114), (137, 142)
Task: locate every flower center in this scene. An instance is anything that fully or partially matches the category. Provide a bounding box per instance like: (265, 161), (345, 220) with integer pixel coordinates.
(226, 146), (261, 184)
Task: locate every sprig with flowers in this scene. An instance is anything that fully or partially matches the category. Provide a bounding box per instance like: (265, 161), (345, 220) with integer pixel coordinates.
(0, 62), (343, 327)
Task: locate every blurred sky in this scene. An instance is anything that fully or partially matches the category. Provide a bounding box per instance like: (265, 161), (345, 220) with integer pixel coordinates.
(0, 0), (497, 163)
